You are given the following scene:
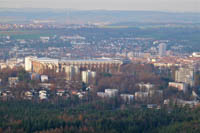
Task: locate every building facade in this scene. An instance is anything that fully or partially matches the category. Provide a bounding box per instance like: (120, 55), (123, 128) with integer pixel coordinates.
(158, 43), (167, 57)
(169, 82), (188, 93)
(82, 70), (96, 84)
(25, 57), (123, 74)
(175, 67), (195, 87)
(65, 65), (80, 81)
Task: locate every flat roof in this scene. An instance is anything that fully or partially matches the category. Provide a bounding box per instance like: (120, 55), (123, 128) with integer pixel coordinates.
(35, 57), (123, 64)
(36, 57), (59, 63)
(60, 59), (122, 63)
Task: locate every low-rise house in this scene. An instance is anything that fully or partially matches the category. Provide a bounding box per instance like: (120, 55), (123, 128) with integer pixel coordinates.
(105, 89), (119, 97)
(120, 94), (134, 103)
(0, 78), (2, 85)
(156, 105), (161, 110)
(25, 91), (33, 97)
(86, 85), (95, 91)
(169, 82), (188, 93)
(149, 90), (163, 97)
(147, 104), (157, 109)
(137, 83), (155, 91)
(97, 92), (109, 98)
(39, 90), (48, 100)
(1, 90), (13, 97)
(30, 73), (40, 80)
(135, 92), (149, 100)
(24, 91), (34, 100)
(39, 83), (53, 90)
(8, 77), (19, 87)
(176, 99), (199, 108)
(71, 90), (78, 95)
(56, 89), (66, 96)
(41, 75), (48, 82)
(40, 36), (50, 43)
(97, 89), (119, 98)
(77, 92), (84, 99)
(164, 99), (170, 105)
(2, 92), (7, 97)
(192, 91), (200, 100)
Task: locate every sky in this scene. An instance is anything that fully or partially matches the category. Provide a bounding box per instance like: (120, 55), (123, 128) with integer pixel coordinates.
(0, 0), (200, 12)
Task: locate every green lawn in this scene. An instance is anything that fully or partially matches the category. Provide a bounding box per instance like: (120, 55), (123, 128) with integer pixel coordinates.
(0, 30), (56, 39)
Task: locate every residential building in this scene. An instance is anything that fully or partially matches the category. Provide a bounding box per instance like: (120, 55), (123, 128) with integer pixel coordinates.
(169, 82), (188, 93)
(120, 94), (134, 103)
(82, 70), (96, 84)
(25, 56), (123, 74)
(25, 56), (36, 72)
(105, 89), (119, 97)
(40, 36), (50, 43)
(97, 92), (109, 98)
(8, 77), (19, 87)
(159, 43), (167, 57)
(137, 83), (154, 91)
(56, 89), (66, 96)
(30, 73), (40, 80)
(135, 92), (149, 100)
(65, 65), (80, 80)
(39, 90), (48, 100)
(149, 90), (163, 97)
(41, 75), (48, 82)
(175, 67), (195, 87)
(97, 89), (119, 98)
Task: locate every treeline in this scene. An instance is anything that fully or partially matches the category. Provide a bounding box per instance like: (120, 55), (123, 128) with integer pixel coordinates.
(96, 63), (170, 92)
(0, 100), (200, 133)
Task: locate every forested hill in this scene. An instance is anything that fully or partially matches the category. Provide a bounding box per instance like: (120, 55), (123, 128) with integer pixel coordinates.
(0, 9), (200, 24)
(0, 100), (200, 133)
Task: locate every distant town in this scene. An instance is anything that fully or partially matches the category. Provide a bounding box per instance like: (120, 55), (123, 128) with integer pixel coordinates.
(0, 22), (200, 109)
(1, 8), (200, 133)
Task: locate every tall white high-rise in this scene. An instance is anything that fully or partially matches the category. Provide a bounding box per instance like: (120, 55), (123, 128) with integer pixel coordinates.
(82, 70), (96, 84)
(158, 43), (167, 57)
(25, 56), (37, 72)
(65, 65), (80, 81)
(175, 67), (195, 87)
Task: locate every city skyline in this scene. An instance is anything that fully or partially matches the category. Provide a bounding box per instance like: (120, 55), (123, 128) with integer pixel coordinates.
(0, 0), (200, 12)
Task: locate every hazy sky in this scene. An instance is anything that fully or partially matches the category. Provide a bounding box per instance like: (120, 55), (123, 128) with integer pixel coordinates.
(0, 0), (200, 12)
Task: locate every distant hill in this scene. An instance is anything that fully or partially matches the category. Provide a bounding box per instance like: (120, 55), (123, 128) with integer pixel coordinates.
(0, 8), (200, 24)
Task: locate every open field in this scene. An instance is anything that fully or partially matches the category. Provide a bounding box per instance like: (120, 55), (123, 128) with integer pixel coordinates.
(0, 30), (57, 39)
